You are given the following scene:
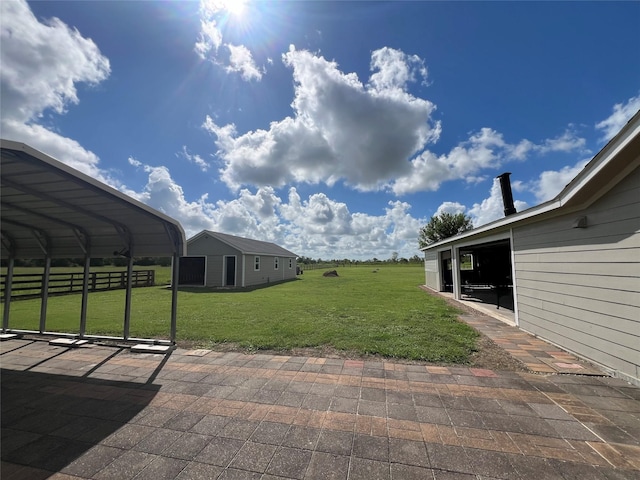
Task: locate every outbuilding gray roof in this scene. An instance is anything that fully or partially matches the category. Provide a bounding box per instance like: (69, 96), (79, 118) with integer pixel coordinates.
(1, 140), (186, 259)
(191, 231), (297, 257)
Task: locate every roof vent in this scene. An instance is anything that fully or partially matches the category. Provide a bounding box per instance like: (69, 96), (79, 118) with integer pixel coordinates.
(496, 172), (517, 217)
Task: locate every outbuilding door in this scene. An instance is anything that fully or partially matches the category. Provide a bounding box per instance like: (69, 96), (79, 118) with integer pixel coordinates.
(178, 256), (205, 286)
(225, 256), (236, 286)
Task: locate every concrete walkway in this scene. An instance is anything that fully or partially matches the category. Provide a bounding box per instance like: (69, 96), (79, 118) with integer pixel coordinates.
(423, 286), (606, 376)
(459, 314), (606, 376)
(2, 337), (639, 479)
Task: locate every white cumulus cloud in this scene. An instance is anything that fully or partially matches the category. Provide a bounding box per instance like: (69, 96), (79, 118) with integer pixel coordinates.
(179, 146), (210, 172)
(522, 93), (639, 206)
(226, 44), (263, 81)
(529, 159), (589, 203)
(391, 127), (588, 196)
(595, 94), (640, 142)
(433, 179), (529, 229)
(468, 178), (528, 227)
(126, 159), (426, 259)
(536, 128), (587, 154)
(206, 46), (440, 192)
(125, 161), (217, 234)
(195, 0), (263, 82)
(0, 0), (111, 180)
(203, 43), (595, 199)
(435, 202), (467, 217)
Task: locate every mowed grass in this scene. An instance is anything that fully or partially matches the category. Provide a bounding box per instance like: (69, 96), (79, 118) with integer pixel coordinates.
(3, 265), (479, 363)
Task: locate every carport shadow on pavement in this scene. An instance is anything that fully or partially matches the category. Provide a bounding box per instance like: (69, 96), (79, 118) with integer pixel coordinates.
(1, 338), (640, 480)
(2, 341), (163, 479)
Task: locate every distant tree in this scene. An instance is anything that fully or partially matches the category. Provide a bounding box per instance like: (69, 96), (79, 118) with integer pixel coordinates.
(156, 257), (172, 267)
(134, 257), (155, 266)
(90, 258), (105, 267)
(112, 257), (129, 267)
(419, 212), (473, 248)
(51, 258), (74, 267)
(390, 252), (398, 263)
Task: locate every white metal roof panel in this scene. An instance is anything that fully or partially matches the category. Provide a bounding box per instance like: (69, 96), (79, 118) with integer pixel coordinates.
(1, 140), (186, 259)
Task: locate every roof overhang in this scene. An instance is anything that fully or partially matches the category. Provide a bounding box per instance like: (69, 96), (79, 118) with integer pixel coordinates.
(421, 110), (640, 252)
(187, 230), (298, 257)
(1, 140), (186, 259)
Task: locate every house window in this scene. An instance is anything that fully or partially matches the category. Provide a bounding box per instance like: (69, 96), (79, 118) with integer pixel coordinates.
(274, 257), (279, 270)
(254, 256), (260, 271)
(289, 258), (293, 269)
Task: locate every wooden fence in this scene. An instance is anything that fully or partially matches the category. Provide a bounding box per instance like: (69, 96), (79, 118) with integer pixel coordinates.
(1, 270), (155, 301)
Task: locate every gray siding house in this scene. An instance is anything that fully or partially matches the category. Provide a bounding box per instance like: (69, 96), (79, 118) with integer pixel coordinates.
(422, 111), (640, 385)
(183, 231), (298, 288)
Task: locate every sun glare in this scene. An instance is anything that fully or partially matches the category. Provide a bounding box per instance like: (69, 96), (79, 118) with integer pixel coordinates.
(220, 0), (246, 17)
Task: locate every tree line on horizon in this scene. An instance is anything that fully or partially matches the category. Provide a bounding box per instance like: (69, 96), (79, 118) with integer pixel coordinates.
(2, 212), (472, 270)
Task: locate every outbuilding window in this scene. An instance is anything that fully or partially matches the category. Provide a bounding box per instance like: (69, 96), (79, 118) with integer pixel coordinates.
(289, 258), (293, 269)
(254, 256), (260, 271)
(274, 257), (279, 269)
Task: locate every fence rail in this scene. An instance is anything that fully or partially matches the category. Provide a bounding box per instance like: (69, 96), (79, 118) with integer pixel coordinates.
(1, 270), (155, 301)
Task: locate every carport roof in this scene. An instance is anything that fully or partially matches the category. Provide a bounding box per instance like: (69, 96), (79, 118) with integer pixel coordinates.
(1, 140), (186, 259)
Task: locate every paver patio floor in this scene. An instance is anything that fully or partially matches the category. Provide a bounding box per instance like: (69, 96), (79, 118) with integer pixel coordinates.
(2, 338), (639, 479)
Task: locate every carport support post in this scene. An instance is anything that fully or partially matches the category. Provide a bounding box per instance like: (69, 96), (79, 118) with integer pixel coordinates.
(123, 255), (134, 340)
(3, 257), (14, 332)
(170, 252), (179, 343)
(39, 256), (51, 333)
(79, 254), (91, 338)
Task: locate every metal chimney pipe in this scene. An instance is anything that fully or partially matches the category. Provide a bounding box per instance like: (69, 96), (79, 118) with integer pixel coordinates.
(497, 172), (517, 216)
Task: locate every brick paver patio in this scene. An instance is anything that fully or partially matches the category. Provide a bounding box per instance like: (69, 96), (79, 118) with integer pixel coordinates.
(2, 337), (639, 479)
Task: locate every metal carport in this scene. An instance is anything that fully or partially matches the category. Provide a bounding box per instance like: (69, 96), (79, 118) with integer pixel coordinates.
(1, 139), (186, 347)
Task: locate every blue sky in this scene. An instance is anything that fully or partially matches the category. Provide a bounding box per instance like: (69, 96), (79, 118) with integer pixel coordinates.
(2, 1), (639, 260)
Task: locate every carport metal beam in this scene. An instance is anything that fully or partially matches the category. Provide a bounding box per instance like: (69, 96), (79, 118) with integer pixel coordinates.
(2, 257), (14, 332)
(2, 140), (186, 348)
(165, 222), (182, 344)
(123, 252), (134, 340)
(1, 176), (134, 248)
(1, 216), (94, 337)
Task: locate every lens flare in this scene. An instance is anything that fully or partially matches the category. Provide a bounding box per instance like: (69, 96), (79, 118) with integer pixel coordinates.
(220, 0), (247, 17)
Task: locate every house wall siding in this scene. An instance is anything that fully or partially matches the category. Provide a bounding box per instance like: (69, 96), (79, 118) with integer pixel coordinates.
(187, 232), (298, 288)
(243, 255), (297, 287)
(187, 235), (240, 287)
(512, 165), (640, 382)
(206, 256), (223, 286)
(424, 250), (439, 289)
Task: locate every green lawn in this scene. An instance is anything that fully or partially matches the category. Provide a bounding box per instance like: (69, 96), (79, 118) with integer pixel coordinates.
(2, 265), (478, 363)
